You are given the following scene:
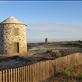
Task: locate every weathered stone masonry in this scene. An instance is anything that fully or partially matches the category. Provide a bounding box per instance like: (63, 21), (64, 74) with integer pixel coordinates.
(0, 16), (27, 55)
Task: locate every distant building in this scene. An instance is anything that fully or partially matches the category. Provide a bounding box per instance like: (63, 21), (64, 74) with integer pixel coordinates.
(45, 38), (48, 44)
(0, 16), (27, 55)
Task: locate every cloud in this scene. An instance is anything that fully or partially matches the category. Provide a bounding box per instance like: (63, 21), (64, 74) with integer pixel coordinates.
(27, 22), (82, 42)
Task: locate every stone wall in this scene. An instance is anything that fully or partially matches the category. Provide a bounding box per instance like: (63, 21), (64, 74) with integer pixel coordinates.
(0, 24), (4, 54)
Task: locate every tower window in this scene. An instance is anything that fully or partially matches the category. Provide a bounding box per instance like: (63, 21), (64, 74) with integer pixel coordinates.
(14, 28), (19, 35)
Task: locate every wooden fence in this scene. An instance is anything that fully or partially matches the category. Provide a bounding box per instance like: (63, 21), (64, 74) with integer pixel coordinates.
(0, 53), (82, 82)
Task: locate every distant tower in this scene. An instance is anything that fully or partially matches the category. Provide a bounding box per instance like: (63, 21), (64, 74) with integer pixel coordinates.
(0, 16), (27, 55)
(45, 37), (48, 44)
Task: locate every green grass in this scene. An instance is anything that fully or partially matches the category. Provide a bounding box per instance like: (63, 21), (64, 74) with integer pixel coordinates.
(28, 41), (82, 49)
(46, 41), (82, 47)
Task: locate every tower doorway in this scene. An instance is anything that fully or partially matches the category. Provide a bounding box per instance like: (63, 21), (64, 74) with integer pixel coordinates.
(14, 42), (19, 53)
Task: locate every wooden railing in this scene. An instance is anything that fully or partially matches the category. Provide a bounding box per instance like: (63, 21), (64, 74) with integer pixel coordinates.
(0, 53), (82, 82)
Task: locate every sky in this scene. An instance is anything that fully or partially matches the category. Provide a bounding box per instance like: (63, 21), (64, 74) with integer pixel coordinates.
(0, 1), (82, 42)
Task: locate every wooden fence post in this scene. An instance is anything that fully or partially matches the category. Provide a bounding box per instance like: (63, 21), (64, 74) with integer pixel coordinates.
(0, 71), (2, 82)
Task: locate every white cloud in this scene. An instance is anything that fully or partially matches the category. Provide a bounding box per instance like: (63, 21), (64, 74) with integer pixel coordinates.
(27, 22), (82, 42)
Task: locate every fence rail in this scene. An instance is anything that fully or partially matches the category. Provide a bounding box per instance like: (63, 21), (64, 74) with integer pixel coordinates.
(0, 53), (82, 82)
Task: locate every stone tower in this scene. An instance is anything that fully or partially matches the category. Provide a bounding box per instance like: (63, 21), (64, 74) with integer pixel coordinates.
(0, 16), (27, 55)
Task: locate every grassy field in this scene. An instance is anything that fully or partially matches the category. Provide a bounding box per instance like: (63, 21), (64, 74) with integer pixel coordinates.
(28, 41), (82, 49)
(45, 40), (82, 47)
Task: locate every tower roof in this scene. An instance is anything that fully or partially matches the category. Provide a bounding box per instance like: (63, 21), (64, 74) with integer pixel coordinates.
(1, 16), (26, 25)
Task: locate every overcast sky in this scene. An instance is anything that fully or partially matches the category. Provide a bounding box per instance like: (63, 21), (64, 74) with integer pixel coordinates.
(0, 1), (82, 42)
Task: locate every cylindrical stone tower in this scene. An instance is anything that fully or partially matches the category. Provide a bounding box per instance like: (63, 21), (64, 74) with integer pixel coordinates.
(0, 16), (27, 55)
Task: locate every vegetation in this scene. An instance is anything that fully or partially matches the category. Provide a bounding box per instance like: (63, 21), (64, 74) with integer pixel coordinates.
(28, 41), (82, 48)
(46, 40), (82, 47)
(43, 62), (82, 82)
(61, 64), (82, 79)
(0, 56), (31, 63)
(45, 48), (82, 59)
(28, 41), (82, 57)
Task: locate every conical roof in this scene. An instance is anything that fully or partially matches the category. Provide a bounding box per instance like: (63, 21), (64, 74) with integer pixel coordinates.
(1, 16), (23, 24)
